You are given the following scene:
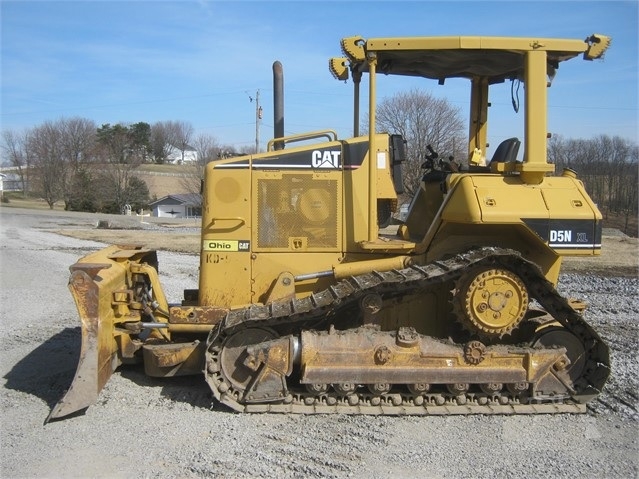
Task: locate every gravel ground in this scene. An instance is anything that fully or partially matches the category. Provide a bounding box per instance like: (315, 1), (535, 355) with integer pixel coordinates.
(1, 207), (637, 479)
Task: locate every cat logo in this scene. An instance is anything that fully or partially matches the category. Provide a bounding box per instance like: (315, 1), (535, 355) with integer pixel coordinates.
(311, 149), (341, 169)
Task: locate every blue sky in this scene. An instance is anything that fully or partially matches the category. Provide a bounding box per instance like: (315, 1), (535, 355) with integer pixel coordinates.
(1, 0), (637, 151)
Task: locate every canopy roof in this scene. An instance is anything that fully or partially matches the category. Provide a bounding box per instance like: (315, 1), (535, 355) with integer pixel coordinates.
(335, 35), (610, 84)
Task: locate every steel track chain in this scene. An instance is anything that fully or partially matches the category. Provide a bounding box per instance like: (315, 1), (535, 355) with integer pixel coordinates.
(204, 247), (609, 415)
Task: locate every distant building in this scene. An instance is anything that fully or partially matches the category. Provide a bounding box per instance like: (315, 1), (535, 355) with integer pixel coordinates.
(0, 172), (23, 192)
(165, 144), (198, 165)
(149, 193), (202, 218)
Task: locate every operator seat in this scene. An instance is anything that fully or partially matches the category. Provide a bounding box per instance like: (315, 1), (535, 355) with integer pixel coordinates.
(490, 137), (521, 164)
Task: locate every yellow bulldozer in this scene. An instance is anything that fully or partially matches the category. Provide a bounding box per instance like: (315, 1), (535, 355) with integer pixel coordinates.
(49, 33), (611, 420)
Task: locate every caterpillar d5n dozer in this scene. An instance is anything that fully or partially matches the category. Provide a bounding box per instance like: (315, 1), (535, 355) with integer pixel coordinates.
(49, 34), (612, 421)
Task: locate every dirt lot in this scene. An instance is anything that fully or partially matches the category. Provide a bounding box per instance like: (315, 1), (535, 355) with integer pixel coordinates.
(1, 206), (637, 478)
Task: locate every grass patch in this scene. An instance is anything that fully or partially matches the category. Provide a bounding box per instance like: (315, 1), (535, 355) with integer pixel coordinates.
(0, 194), (66, 211)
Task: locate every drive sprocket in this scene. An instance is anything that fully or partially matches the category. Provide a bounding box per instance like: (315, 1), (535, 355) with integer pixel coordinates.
(455, 267), (528, 339)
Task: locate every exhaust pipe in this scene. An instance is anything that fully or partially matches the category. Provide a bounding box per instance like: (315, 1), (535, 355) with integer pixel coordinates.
(273, 61), (284, 150)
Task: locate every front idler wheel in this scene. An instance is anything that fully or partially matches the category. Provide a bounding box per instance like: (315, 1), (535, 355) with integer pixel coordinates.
(532, 327), (586, 384)
(218, 327), (279, 398)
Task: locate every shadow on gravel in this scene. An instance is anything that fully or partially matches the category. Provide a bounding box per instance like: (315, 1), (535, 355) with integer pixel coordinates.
(4, 326), (229, 417)
(119, 367), (226, 412)
(4, 327), (80, 408)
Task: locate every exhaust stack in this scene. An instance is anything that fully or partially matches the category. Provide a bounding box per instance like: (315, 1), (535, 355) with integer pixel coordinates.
(273, 61), (284, 150)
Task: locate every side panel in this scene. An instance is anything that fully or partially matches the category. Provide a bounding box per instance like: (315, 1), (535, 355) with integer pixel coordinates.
(199, 164), (253, 307)
(472, 174), (602, 255)
(472, 176), (549, 222)
(536, 180), (602, 254)
(342, 138), (370, 249)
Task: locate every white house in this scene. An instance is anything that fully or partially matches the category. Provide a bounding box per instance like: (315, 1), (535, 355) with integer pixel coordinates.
(149, 194), (202, 218)
(166, 144), (198, 165)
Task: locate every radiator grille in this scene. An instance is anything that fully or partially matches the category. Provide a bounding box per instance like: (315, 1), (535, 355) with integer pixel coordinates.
(256, 175), (339, 250)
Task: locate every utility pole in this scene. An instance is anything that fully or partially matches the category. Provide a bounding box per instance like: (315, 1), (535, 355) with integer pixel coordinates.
(248, 90), (263, 153)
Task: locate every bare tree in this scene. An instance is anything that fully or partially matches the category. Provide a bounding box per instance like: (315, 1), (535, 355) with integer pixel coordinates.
(57, 117), (98, 207)
(549, 134), (638, 236)
(173, 121), (194, 163)
(1, 129), (31, 196)
(372, 88), (465, 197)
(192, 133), (220, 168)
(27, 121), (68, 208)
(177, 133), (219, 196)
(60, 117), (97, 169)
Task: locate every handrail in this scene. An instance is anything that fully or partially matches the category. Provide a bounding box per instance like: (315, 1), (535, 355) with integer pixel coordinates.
(267, 130), (338, 151)
(209, 216), (245, 225)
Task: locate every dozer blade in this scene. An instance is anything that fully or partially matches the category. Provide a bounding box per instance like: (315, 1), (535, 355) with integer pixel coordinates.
(47, 245), (157, 422)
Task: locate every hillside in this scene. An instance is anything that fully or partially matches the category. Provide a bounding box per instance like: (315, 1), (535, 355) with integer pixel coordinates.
(133, 164), (199, 200)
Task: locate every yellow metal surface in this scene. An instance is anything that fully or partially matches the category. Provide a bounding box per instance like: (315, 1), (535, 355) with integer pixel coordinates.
(521, 50), (549, 184)
(358, 238), (416, 252)
(472, 176), (550, 221)
(199, 163), (252, 307)
(365, 35), (591, 53)
(263, 272), (296, 303)
(329, 57), (349, 81)
(367, 54), (378, 243)
(438, 175), (483, 224)
(340, 36), (365, 61)
(333, 255), (411, 279)
(468, 77), (489, 161)
(583, 34), (611, 60)
(169, 305), (227, 325)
